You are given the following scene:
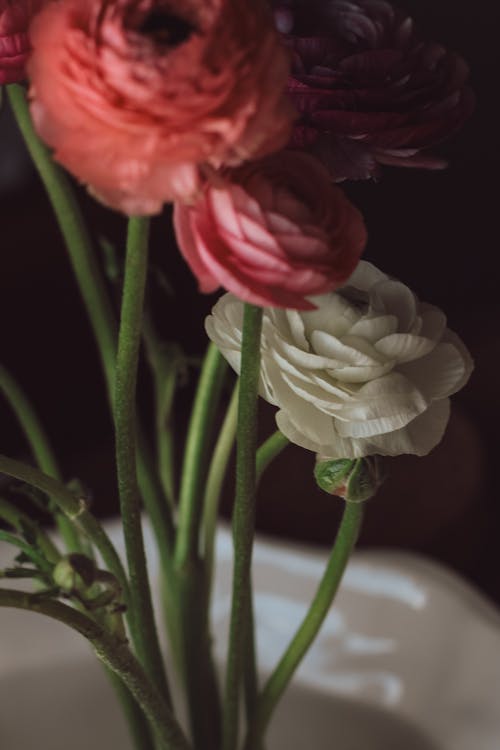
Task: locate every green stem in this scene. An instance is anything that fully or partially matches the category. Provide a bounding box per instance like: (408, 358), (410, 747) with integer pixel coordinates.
(0, 589), (191, 750)
(106, 670), (156, 750)
(240, 431), (290, 738)
(174, 343), (227, 569)
(174, 564), (222, 750)
(143, 317), (180, 508)
(243, 432), (290, 746)
(0, 364), (81, 552)
(7, 84), (116, 392)
(8, 82), (175, 564)
(114, 217), (169, 700)
(244, 501), (364, 749)
(0, 496), (60, 563)
(169, 344), (228, 750)
(222, 304), (263, 750)
(256, 432), (289, 484)
(202, 383), (239, 591)
(0, 455), (129, 604)
(244, 591), (259, 725)
(8, 77), (175, 750)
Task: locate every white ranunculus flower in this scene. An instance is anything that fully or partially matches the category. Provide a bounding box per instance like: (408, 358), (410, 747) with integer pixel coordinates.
(205, 261), (474, 458)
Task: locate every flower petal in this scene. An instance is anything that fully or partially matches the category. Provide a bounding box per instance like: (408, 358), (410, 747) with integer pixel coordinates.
(375, 333), (436, 363)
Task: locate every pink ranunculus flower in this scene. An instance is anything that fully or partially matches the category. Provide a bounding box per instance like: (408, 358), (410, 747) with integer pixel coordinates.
(28, 0), (295, 216)
(0, 0), (42, 84)
(173, 151), (367, 309)
(273, 0), (475, 181)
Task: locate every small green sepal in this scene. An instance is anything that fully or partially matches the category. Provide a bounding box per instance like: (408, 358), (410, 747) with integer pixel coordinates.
(314, 456), (382, 503)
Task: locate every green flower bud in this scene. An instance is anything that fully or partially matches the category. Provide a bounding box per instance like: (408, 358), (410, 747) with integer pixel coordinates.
(314, 456), (381, 503)
(53, 554), (96, 593)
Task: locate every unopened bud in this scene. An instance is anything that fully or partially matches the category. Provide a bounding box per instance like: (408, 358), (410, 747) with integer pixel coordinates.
(53, 554), (96, 593)
(314, 456), (381, 503)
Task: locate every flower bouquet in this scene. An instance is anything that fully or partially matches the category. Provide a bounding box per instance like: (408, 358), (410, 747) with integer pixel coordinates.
(0, 1), (475, 749)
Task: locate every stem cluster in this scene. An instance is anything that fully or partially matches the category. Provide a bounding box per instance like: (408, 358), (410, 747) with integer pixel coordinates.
(0, 83), (365, 750)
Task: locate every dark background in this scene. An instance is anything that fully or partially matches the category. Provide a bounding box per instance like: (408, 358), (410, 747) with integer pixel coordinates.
(1, 2), (499, 601)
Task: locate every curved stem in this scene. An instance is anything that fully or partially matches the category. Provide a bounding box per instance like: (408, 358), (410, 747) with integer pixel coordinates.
(8, 82), (175, 562)
(143, 317), (180, 509)
(8, 78), (175, 746)
(106, 670), (156, 750)
(0, 589), (191, 750)
(0, 365), (60, 477)
(244, 501), (364, 750)
(114, 216), (170, 700)
(202, 383), (238, 591)
(0, 455), (129, 604)
(256, 432), (289, 484)
(175, 343), (227, 569)
(7, 84), (116, 392)
(0, 364), (81, 552)
(222, 304), (263, 750)
(172, 345), (227, 750)
(244, 430), (289, 741)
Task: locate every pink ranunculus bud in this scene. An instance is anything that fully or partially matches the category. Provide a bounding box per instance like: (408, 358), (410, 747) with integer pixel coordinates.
(28, 0), (295, 216)
(174, 151), (367, 309)
(273, 0), (474, 180)
(0, 0), (42, 84)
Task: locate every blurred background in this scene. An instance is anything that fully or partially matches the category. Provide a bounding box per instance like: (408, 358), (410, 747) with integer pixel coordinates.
(0, 1), (499, 602)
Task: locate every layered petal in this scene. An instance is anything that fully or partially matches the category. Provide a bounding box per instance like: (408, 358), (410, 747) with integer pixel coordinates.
(273, 0), (474, 180)
(206, 260), (473, 458)
(175, 151), (367, 308)
(28, 0), (294, 214)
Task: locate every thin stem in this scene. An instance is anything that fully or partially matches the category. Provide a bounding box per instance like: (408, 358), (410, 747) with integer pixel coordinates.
(7, 84), (116, 392)
(202, 383), (239, 591)
(8, 82), (175, 562)
(0, 364), (81, 551)
(244, 431), (289, 744)
(0, 589), (191, 750)
(114, 216), (169, 700)
(244, 501), (364, 749)
(8, 77), (175, 749)
(243, 591), (259, 725)
(174, 563), (222, 750)
(106, 670), (156, 750)
(170, 345), (227, 750)
(174, 343), (227, 569)
(0, 455), (129, 604)
(222, 304), (263, 750)
(143, 317), (180, 508)
(0, 365), (60, 476)
(256, 432), (289, 484)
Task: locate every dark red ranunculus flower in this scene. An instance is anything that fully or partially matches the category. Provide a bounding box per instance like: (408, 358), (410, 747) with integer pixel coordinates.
(273, 0), (474, 180)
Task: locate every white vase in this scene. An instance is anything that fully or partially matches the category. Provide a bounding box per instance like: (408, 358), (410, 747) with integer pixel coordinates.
(1, 523), (499, 749)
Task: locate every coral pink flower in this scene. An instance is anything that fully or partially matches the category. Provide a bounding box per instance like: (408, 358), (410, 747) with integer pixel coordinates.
(28, 0), (294, 216)
(273, 0), (474, 180)
(0, 0), (42, 84)
(174, 151), (367, 309)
